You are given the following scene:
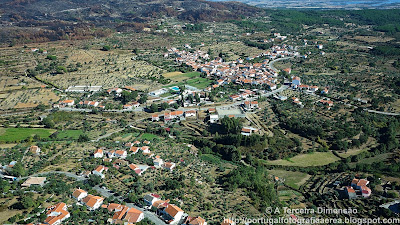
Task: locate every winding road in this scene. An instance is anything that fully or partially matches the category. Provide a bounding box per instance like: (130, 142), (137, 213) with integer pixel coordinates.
(269, 56), (295, 72)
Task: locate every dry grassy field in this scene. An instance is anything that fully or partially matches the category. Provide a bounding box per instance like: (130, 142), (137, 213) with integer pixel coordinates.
(264, 151), (340, 167)
(37, 48), (163, 90)
(200, 41), (264, 61)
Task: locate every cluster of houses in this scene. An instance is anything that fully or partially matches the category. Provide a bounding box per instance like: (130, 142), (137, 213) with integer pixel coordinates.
(291, 97), (303, 107)
(243, 100), (259, 111)
(54, 85), (141, 109)
(291, 76), (329, 95)
(230, 89), (259, 102)
(169, 44), (299, 93)
(143, 193), (206, 225)
(90, 140), (176, 177)
(345, 178), (372, 199)
(319, 99), (334, 109)
(77, 100), (105, 109)
(152, 110), (197, 122)
(72, 188), (146, 224)
(105, 203), (145, 224)
(30, 202), (70, 225)
(241, 127), (259, 136)
(72, 188), (105, 210)
(55, 99), (106, 109)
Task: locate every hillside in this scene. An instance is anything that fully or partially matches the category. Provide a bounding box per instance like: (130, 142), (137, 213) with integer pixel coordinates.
(0, 0), (262, 45)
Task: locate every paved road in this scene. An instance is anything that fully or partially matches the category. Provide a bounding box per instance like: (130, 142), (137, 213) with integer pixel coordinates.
(269, 56), (295, 72)
(91, 127), (126, 142)
(19, 171), (86, 181)
(126, 203), (168, 225)
(364, 109), (400, 116)
(57, 107), (144, 113)
(92, 186), (167, 225)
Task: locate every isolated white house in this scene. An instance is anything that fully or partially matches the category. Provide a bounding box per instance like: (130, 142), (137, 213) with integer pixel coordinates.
(143, 193), (161, 206)
(164, 204), (184, 224)
(72, 189), (88, 201)
(94, 149), (103, 158)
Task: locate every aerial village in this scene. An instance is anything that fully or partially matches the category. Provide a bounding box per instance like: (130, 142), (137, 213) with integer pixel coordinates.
(3, 31), (398, 225)
(52, 39), (335, 137)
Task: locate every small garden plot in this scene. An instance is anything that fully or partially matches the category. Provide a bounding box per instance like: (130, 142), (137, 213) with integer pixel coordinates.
(268, 169), (311, 189)
(263, 151), (340, 167)
(0, 128), (56, 142)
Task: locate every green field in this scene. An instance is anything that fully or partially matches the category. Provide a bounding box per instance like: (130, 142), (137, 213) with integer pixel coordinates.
(56, 130), (84, 140)
(200, 154), (221, 164)
(0, 128), (56, 142)
(139, 133), (159, 141)
(186, 77), (212, 89)
(349, 153), (392, 168)
(122, 133), (140, 138)
(165, 71), (212, 89)
(263, 152), (340, 167)
(268, 169), (311, 189)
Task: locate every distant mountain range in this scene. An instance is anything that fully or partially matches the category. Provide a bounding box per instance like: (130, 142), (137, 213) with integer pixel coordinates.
(0, 0), (261, 23)
(208, 0), (400, 9)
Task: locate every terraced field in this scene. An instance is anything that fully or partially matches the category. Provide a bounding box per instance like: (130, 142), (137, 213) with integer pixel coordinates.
(263, 151), (340, 167)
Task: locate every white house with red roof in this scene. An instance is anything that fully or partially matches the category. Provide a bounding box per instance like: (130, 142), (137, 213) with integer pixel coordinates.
(144, 193), (161, 206)
(163, 162), (176, 171)
(152, 114), (160, 121)
(164, 204), (184, 224)
(129, 164), (144, 176)
(82, 194), (104, 210)
(72, 188), (88, 201)
(153, 156), (164, 167)
(115, 150), (127, 159)
(59, 99), (75, 107)
(185, 110), (197, 118)
(44, 202), (70, 225)
(29, 145), (41, 154)
(185, 216), (207, 225)
(292, 76), (301, 87)
(94, 149), (103, 158)
(92, 165), (108, 178)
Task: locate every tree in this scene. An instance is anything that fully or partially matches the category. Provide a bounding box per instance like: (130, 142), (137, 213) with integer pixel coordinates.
(220, 117), (243, 134)
(121, 91), (137, 104)
(35, 104), (47, 111)
(41, 117), (55, 129)
(46, 55), (57, 60)
(21, 196), (35, 209)
(102, 45), (111, 51)
(88, 175), (102, 186)
(0, 180), (10, 193)
(160, 102), (169, 110)
(127, 192), (138, 203)
(139, 95), (148, 104)
(78, 134), (90, 142)
(11, 162), (25, 177)
(150, 103), (158, 113)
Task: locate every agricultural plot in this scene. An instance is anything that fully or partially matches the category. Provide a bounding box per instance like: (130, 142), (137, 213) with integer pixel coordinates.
(138, 133), (159, 141)
(0, 128), (56, 142)
(164, 71), (212, 90)
(268, 169), (311, 189)
(55, 130), (84, 140)
(0, 88), (59, 110)
(37, 48), (164, 90)
(200, 41), (264, 61)
(0, 46), (38, 78)
(264, 151), (340, 167)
